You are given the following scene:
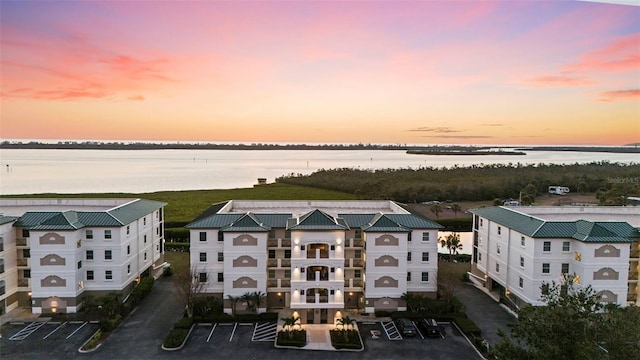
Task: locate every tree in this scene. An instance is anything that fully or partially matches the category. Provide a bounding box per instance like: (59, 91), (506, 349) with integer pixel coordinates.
(439, 232), (463, 261)
(227, 295), (240, 317)
(174, 266), (208, 318)
(430, 203), (442, 218)
(242, 291), (266, 313)
(401, 292), (427, 313)
(281, 315), (301, 339)
(451, 203), (461, 218)
(337, 315), (355, 331)
(493, 275), (640, 360)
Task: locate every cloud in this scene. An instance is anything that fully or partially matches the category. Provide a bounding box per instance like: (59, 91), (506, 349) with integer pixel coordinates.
(128, 95), (145, 101)
(408, 127), (462, 133)
(567, 34), (640, 73)
(598, 89), (640, 102)
(420, 135), (493, 139)
(1, 87), (111, 101)
(525, 75), (595, 87)
(481, 123), (504, 127)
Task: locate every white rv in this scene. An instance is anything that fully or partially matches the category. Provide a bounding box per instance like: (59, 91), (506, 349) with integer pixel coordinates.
(548, 186), (570, 195)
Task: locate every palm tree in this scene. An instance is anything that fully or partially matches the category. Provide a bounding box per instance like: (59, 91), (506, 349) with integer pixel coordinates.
(227, 295), (240, 316)
(241, 292), (254, 313)
(401, 292), (427, 313)
(430, 203), (442, 219)
(250, 291), (266, 313)
(439, 232), (463, 261)
(451, 203), (461, 218)
(281, 315), (300, 339)
(337, 315), (355, 331)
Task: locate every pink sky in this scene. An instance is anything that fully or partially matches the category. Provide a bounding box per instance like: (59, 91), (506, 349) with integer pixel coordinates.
(1, 1), (638, 145)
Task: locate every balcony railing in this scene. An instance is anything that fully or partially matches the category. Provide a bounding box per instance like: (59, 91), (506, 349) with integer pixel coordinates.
(352, 239), (364, 247)
(306, 295), (329, 304)
(628, 293), (638, 302)
(18, 279), (30, 287)
(344, 259), (364, 268)
(17, 258), (28, 267)
(630, 250), (640, 259)
(267, 259), (291, 268)
(307, 273), (329, 281)
(267, 259), (277, 267)
(16, 238), (27, 247)
(267, 279), (291, 288)
(629, 272), (639, 281)
(344, 279), (363, 288)
(281, 259), (291, 267)
(267, 239), (278, 247)
(281, 239), (291, 247)
(307, 250), (329, 259)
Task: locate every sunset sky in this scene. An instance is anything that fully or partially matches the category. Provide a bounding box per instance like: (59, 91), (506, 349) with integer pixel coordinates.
(1, 1), (638, 145)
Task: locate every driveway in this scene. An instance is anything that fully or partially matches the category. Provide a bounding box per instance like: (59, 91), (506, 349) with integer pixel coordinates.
(454, 283), (516, 346)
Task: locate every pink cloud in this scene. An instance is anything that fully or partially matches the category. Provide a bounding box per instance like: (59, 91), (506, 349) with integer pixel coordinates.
(567, 34), (640, 73)
(598, 89), (640, 102)
(525, 75), (596, 87)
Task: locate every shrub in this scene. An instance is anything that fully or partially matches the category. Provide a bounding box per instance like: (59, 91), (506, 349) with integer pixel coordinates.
(164, 242), (190, 252)
(163, 266), (174, 277)
(454, 316), (481, 337)
(164, 227), (190, 242)
(82, 330), (102, 350)
(174, 317), (194, 329)
(330, 329), (362, 350)
(163, 328), (189, 348)
(276, 329), (306, 347)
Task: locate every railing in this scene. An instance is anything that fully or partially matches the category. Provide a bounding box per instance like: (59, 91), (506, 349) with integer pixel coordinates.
(267, 279), (277, 287)
(344, 259), (364, 268)
(267, 239), (278, 247)
(281, 259), (291, 267)
(18, 279), (30, 287)
(628, 293), (638, 302)
(306, 295), (329, 304)
(630, 250), (640, 259)
(344, 279), (363, 288)
(267, 279), (291, 288)
(281, 239), (291, 247)
(629, 272), (639, 281)
(17, 258), (28, 267)
(307, 273), (329, 281)
(281, 279), (290, 287)
(267, 259), (277, 267)
(352, 239), (364, 247)
(307, 250), (329, 259)
(16, 238), (27, 246)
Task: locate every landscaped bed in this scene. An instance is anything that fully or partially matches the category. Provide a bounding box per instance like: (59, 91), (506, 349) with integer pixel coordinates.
(276, 329), (307, 347)
(330, 329), (363, 350)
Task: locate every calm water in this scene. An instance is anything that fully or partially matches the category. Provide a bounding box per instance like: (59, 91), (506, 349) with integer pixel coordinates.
(0, 148), (637, 195)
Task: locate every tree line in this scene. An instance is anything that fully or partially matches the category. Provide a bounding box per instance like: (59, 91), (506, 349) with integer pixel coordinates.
(276, 162), (640, 203)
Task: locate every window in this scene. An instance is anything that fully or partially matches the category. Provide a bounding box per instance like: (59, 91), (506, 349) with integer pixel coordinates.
(421, 272), (429, 282)
(330, 245), (335, 251)
(218, 252), (223, 262)
(422, 232), (430, 241)
(284, 250), (291, 259)
(478, 253), (482, 261)
(521, 236), (525, 247)
(407, 232), (412, 242)
(496, 263), (500, 273)
(355, 249), (362, 258)
(497, 226), (501, 235)
(300, 245), (306, 251)
(127, 264), (131, 275)
(105, 250), (112, 260)
(87, 270), (94, 280)
(0, 259), (4, 274)
(200, 232), (207, 242)
(480, 219), (483, 227)
(496, 244), (501, 254)
(0, 280), (4, 295)
(285, 231), (291, 239)
(543, 241), (551, 252)
(520, 256), (524, 268)
(268, 229), (276, 239)
(77, 261), (82, 269)
(156, 227), (159, 235)
(86, 250), (94, 260)
(561, 263), (569, 274)
(104, 230), (112, 239)
(407, 272), (412, 281)
(144, 235), (147, 244)
(199, 273), (207, 282)
(354, 270), (361, 278)
(284, 270), (291, 278)
(143, 217), (146, 226)
(218, 232), (224, 242)
(127, 245), (131, 255)
(199, 252), (207, 262)
(407, 252), (412, 261)
(23, 249), (30, 258)
(562, 241), (570, 252)
(542, 263), (550, 274)
(86, 230), (93, 239)
(519, 277), (523, 288)
(268, 270), (275, 279)
(23, 269), (31, 278)
(422, 252), (429, 262)
(126, 226), (130, 235)
(22, 229), (30, 237)
(330, 289), (335, 295)
(144, 252), (147, 261)
(355, 229), (362, 239)
(105, 270), (113, 280)
(217, 273), (223, 282)
(268, 250), (276, 259)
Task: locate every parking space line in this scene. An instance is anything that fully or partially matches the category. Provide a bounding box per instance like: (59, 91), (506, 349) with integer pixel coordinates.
(66, 321), (88, 339)
(229, 322), (238, 342)
(413, 321), (425, 340)
(9, 322), (47, 341)
(206, 323), (217, 343)
(43, 321), (68, 340)
(251, 322), (277, 342)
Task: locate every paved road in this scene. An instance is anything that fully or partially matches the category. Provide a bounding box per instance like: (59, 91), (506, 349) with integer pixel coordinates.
(87, 276), (184, 360)
(454, 283), (516, 346)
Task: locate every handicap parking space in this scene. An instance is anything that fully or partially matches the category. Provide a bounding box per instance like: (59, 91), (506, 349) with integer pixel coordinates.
(252, 321), (277, 342)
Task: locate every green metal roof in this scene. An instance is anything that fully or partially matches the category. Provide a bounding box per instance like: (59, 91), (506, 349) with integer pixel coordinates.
(77, 212), (122, 227)
(14, 212), (59, 228)
(362, 214), (410, 232)
(471, 207), (638, 243)
(386, 214), (443, 229)
(221, 213), (271, 232)
(0, 216), (18, 225)
(186, 214), (241, 229)
(192, 201), (230, 222)
(254, 214), (291, 228)
(108, 199), (166, 225)
(339, 214), (376, 228)
(287, 209), (349, 230)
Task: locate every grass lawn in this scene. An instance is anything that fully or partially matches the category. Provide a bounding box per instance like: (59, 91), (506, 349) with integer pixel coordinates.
(3, 183), (356, 225)
(164, 251), (190, 275)
(438, 258), (471, 282)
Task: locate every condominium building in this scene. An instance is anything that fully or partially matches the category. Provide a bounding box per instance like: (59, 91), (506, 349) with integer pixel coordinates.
(187, 200), (442, 324)
(469, 206), (640, 309)
(0, 198), (166, 314)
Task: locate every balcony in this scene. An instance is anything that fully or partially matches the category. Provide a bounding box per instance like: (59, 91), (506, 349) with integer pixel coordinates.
(306, 295), (329, 304)
(18, 278), (30, 287)
(629, 272), (639, 281)
(281, 239), (291, 247)
(267, 239), (278, 247)
(630, 250), (640, 259)
(628, 293), (638, 302)
(307, 249), (329, 259)
(352, 239), (364, 248)
(344, 259), (364, 268)
(267, 259), (291, 268)
(17, 258), (29, 267)
(344, 279), (363, 289)
(16, 238), (28, 247)
(267, 279), (291, 288)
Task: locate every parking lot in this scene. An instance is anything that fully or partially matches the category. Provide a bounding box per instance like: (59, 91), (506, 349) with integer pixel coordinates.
(0, 320), (100, 359)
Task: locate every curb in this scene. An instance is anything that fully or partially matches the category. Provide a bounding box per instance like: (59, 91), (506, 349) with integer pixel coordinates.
(78, 328), (103, 353)
(161, 324), (195, 351)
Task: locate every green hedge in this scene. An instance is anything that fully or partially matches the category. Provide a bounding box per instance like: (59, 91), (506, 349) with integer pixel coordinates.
(438, 253), (472, 262)
(165, 228), (190, 241)
(276, 330), (307, 347)
(164, 242), (190, 252)
(163, 328), (189, 348)
(330, 329), (362, 350)
(453, 316), (481, 337)
(174, 317), (194, 329)
(437, 218), (472, 231)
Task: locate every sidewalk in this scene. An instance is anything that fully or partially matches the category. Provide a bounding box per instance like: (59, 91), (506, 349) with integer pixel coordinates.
(0, 307), (43, 327)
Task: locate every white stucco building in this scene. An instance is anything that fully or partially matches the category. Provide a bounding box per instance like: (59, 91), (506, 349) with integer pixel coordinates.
(469, 206), (640, 309)
(187, 200), (442, 324)
(0, 198), (166, 314)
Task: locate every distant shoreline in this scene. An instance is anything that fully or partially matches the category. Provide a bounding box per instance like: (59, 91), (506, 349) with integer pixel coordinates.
(1, 141), (638, 154)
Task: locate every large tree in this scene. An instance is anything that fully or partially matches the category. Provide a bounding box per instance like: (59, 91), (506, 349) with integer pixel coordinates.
(175, 266), (208, 318)
(493, 275), (640, 360)
(439, 232), (463, 261)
